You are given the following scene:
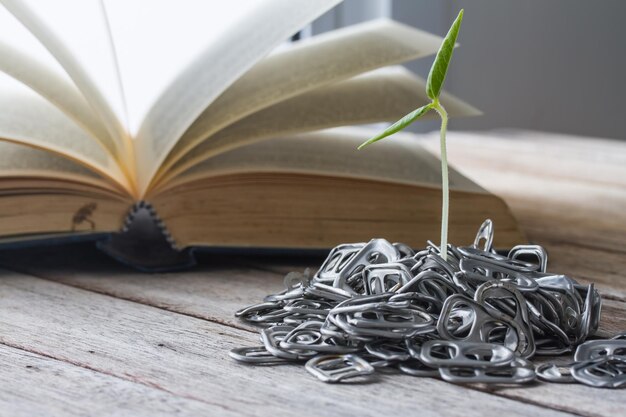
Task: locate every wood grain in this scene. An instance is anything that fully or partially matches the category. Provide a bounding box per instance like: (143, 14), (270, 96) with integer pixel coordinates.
(0, 269), (576, 417)
(1, 244), (625, 339)
(0, 345), (227, 417)
(0, 245), (274, 332)
(423, 131), (626, 252)
(1, 245), (625, 417)
(1, 131), (625, 417)
(422, 131), (626, 299)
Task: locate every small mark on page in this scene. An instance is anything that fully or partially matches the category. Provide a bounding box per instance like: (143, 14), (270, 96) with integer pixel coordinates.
(71, 203), (98, 231)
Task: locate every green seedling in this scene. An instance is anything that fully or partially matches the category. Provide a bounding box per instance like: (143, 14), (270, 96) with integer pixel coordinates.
(358, 9), (464, 261)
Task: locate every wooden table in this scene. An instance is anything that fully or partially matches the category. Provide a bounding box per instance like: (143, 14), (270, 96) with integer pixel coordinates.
(0, 131), (624, 417)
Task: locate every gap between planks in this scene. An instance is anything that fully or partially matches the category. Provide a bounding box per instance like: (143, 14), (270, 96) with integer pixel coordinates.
(0, 268), (583, 417)
(3, 245), (625, 335)
(0, 343), (236, 417)
(0, 247), (624, 415)
(0, 132), (622, 416)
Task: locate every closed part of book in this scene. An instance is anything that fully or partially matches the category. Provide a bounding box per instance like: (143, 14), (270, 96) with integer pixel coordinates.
(0, 0), (523, 269)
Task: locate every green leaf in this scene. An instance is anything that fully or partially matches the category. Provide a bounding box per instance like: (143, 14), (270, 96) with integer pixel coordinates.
(426, 9), (464, 100)
(358, 103), (433, 149)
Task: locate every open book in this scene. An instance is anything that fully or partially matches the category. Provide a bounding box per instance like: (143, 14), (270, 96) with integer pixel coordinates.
(0, 0), (522, 269)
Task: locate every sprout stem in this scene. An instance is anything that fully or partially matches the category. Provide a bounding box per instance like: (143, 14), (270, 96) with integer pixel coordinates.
(432, 99), (449, 261)
(357, 9), (463, 261)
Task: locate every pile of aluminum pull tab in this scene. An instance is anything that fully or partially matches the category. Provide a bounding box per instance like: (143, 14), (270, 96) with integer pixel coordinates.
(231, 220), (626, 388)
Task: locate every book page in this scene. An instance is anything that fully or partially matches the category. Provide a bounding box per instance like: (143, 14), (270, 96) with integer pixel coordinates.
(0, 192), (128, 237)
(131, 0), (341, 194)
(0, 6), (118, 158)
(102, 0), (263, 137)
(0, 41), (117, 158)
(158, 67), (479, 185)
(161, 19), (443, 172)
(158, 127), (485, 195)
(0, 72), (130, 192)
(1, 0), (130, 160)
(0, 141), (123, 193)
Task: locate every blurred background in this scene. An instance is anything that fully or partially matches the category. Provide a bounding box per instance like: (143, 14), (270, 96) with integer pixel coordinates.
(310, 0), (625, 140)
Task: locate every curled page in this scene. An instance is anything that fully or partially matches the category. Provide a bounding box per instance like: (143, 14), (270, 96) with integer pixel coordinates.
(0, 40), (116, 158)
(0, 141), (119, 192)
(161, 67), (480, 184)
(165, 127), (485, 194)
(131, 0), (341, 194)
(162, 19), (444, 172)
(0, 5), (117, 157)
(0, 72), (129, 191)
(103, 0), (268, 136)
(0, 0), (130, 159)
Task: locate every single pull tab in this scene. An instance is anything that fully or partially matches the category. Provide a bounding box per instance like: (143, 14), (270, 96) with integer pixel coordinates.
(305, 354), (375, 382)
(473, 219), (494, 252)
(509, 244), (548, 273)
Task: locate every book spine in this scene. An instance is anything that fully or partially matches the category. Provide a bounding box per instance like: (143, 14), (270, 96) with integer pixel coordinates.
(145, 201), (179, 250)
(120, 201), (140, 233)
(121, 201), (179, 250)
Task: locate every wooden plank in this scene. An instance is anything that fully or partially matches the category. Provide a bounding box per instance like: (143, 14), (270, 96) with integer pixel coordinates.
(417, 132), (626, 299)
(593, 298), (626, 339)
(0, 269), (576, 417)
(1, 247), (626, 417)
(540, 243), (626, 301)
(4, 244), (624, 333)
(0, 244), (275, 332)
(0, 345), (229, 417)
(422, 132), (626, 253)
